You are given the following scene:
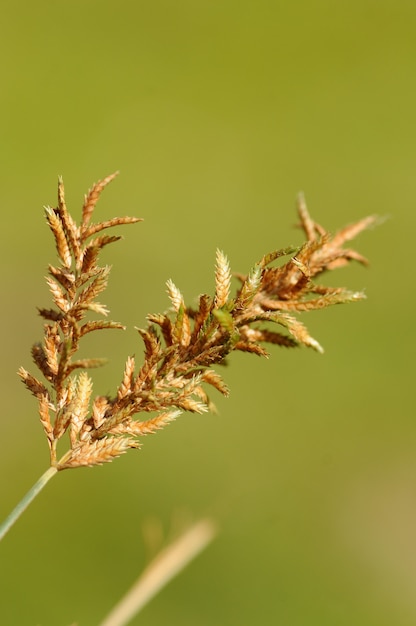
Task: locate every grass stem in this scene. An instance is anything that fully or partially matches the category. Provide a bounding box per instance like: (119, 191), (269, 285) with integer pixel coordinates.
(0, 466), (58, 542)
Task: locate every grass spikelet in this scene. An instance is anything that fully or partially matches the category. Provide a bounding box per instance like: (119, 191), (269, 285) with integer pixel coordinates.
(274, 313), (324, 353)
(119, 409), (181, 436)
(38, 394), (53, 442)
(200, 369), (229, 396)
(18, 367), (49, 399)
(82, 216), (142, 241)
(118, 356), (136, 399)
(81, 171), (120, 231)
(80, 320), (125, 337)
(178, 397), (209, 413)
(57, 437), (139, 470)
(214, 249), (231, 309)
(69, 372), (93, 443)
(92, 395), (111, 429)
(166, 279), (184, 312)
(57, 176), (80, 260)
(45, 207), (72, 269)
(235, 263), (262, 309)
(45, 277), (69, 312)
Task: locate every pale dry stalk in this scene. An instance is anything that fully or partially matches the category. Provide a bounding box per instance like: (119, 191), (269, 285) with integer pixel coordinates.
(98, 518), (217, 626)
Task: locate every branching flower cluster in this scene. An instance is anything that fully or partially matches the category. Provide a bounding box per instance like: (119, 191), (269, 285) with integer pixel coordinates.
(18, 173), (376, 470)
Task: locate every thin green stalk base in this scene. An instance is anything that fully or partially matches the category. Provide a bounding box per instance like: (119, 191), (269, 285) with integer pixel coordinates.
(0, 466), (58, 542)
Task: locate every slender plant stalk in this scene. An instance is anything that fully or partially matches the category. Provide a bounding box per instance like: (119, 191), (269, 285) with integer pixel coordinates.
(0, 466), (58, 541)
(98, 518), (217, 626)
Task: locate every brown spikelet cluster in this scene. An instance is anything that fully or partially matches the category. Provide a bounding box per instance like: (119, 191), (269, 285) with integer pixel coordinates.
(19, 174), (377, 470)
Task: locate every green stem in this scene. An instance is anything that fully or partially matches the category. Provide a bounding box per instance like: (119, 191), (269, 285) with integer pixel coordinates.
(0, 466), (58, 542)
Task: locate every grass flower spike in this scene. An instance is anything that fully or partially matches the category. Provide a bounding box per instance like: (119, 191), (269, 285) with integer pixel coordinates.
(18, 174), (377, 472)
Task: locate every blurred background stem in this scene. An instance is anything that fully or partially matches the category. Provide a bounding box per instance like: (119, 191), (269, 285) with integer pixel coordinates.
(98, 518), (217, 626)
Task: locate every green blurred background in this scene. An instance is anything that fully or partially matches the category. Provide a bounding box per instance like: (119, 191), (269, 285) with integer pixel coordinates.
(1, 1), (415, 624)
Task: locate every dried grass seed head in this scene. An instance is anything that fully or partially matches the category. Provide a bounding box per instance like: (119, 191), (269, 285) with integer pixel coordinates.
(19, 176), (376, 471)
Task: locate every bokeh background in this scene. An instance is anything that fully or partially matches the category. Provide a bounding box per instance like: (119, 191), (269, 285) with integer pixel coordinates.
(1, 1), (415, 624)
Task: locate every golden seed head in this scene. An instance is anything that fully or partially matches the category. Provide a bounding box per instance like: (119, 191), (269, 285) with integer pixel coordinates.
(20, 175), (375, 470)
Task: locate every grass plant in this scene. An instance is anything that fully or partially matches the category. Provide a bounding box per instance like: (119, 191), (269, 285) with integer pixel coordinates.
(0, 173), (376, 622)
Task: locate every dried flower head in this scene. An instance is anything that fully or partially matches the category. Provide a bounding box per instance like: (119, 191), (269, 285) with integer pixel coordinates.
(19, 174), (376, 470)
